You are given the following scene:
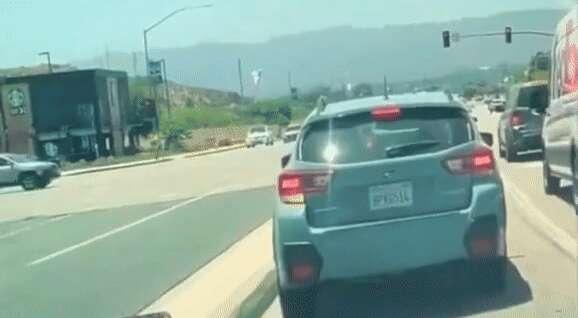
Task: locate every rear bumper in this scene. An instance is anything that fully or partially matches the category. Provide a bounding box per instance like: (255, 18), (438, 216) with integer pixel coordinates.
(274, 182), (506, 290)
(246, 139), (267, 145)
(511, 130), (542, 151)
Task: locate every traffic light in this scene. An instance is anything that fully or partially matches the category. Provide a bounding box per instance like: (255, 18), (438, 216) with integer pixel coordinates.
(505, 27), (512, 44)
(442, 31), (451, 48)
(290, 87), (298, 100)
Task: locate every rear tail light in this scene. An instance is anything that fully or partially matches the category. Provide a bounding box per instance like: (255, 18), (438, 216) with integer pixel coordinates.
(372, 105), (402, 121)
(278, 170), (332, 204)
(510, 112), (524, 126)
(444, 147), (495, 175)
(283, 243), (322, 286)
(291, 264), (315, 283)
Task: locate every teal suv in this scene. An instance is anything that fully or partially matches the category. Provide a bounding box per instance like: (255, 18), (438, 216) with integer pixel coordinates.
(273, 92), (508, 318)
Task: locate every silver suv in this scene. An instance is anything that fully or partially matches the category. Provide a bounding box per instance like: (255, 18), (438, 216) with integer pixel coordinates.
(0, 153), (61, 190)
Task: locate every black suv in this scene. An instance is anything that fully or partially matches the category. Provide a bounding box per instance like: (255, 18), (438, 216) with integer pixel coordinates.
(498, 81), (549, 162)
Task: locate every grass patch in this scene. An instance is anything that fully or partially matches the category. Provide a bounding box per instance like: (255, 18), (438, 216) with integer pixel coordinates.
(235, 271), (278, 318)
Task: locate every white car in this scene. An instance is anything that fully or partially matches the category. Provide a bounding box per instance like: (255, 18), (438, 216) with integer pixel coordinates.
(246, 125), (274, 147)
(282, 124), (301, 143)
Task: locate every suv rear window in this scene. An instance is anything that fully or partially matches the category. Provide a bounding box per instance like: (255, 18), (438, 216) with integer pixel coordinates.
(300, 107), (473, 164)
(517, 85), (548, 110)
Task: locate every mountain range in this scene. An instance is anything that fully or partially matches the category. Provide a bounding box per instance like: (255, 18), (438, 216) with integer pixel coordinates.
(72, 9), (565, 97)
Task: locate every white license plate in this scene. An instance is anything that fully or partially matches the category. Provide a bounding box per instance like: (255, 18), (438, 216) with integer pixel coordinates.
(369, 182), (413, 210)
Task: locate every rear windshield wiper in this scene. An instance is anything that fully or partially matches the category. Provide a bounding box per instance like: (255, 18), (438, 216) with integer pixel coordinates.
(385, 140), (441, 158)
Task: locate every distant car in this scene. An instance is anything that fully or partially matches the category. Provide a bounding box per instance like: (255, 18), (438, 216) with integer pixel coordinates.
(0, 153), (61, 190)
(498, 81), (548, 162)
(275, 92), (507, 318)
(246, 125), (274, 147)
(489, 99), (506, 112)
(282, 124), (301, 143)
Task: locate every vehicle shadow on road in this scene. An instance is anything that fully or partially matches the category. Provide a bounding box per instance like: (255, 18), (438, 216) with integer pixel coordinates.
(315, 260), (532, 318)
(0, 185), (55, 197)
(554, 186), (574, 207)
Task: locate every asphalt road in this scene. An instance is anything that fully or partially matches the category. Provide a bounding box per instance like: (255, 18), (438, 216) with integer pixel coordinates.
(0, 142), (290, 318)
(263, 103), (577, 317)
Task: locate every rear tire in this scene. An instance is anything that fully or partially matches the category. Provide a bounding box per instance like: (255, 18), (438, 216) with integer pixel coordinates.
(543, 159), (560, 195)
(20, 173), (40, 191)
(279, 287), (317, 318)
(505, 141), (517, 162)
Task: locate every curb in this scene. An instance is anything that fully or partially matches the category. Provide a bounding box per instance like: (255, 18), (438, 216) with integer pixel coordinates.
(63, 144), (247, 177)
(62, 158), (174, 177)
(184, 144), (245, 159)
(231, 270), (277, 318)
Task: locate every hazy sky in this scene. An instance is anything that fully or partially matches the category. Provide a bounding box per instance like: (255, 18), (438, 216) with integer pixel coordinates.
(0, 0), (571, 67)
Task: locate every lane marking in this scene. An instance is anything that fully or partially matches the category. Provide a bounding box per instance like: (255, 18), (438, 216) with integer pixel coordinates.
(0, 215), (71, 240)
(27, 188), (228, 267)
(503, 178), (577, 260)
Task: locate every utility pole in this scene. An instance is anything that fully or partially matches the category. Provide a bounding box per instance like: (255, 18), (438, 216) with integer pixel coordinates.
(38, 52), (52, 73)
(237, 58), (244, 98)
(160, 59), (171, 114)
(132, 52), (138, 76)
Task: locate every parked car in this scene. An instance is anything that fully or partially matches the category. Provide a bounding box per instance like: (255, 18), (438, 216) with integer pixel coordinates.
(0, 153), (61, 190)
(498, 81), (548, 162)
(282, 124), (301, 143)
(245, 125), (274, 147)
(543, 8), (578, 197)
(274, 92), (507, 318)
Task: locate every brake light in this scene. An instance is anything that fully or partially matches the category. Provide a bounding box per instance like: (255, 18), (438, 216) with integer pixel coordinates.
(291, 263), (315, 283)
(510, 112), (524, 126)
(278, 171), (332, 204)
(372, 106), (401, 121)
(445, 147), (495, 175)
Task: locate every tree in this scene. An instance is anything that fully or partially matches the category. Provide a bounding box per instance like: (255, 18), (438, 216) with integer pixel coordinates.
(352, 83), (373, 97)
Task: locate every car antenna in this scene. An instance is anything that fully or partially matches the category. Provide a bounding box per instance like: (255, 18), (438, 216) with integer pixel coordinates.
(384, 75), (389, 100)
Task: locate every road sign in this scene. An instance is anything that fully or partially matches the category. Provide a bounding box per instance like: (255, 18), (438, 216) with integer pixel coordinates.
(148, 61), (163, 83)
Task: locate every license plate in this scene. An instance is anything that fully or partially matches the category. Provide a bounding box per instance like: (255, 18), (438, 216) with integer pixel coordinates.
(369, 182), (413, 210)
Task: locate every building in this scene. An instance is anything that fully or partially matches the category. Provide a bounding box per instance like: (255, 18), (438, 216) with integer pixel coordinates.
(0, 69), (130, 162)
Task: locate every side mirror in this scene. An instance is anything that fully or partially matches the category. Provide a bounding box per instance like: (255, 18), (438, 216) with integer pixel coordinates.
(281, 154), (291, 169)
(481, 132), (494, 147)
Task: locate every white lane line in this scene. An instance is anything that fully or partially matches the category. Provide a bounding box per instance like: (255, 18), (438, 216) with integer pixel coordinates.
(27, 188), (228, 267)
(0, 215), (71, 240)
(503, 178), (577, 259)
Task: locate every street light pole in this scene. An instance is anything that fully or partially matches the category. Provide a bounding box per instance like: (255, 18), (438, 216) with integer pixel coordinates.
(143, 4), (213, 78)
(38, 52), (52, 73)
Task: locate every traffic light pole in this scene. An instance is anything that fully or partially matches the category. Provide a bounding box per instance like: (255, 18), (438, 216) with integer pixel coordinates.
(443, 28), (554, 48)
(459, 31), (554, 39)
